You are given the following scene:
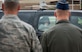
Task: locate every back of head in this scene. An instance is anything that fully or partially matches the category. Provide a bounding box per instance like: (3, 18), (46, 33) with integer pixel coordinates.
(3, 0), (19, 11)
(55, 0), (70, 20)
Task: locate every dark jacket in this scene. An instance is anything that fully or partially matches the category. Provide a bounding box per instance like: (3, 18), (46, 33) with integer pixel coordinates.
(41, 20), (82, 52)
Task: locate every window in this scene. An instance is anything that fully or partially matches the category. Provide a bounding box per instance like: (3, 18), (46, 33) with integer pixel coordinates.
(38, 16), (56, 31)
(70, 16), (82, 28)
(78, 17), (82, 25)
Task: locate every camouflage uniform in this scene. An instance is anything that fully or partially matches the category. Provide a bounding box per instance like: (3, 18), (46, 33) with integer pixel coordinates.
(0, 15), (42, 52)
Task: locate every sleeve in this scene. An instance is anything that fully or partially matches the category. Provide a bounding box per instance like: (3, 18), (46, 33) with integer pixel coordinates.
(41, 32), (48, 52)
(72, 24), (82, 34)
(75, 26), (82, 34)
(21, 21), (42, 52)
(30, 27), (42, 52)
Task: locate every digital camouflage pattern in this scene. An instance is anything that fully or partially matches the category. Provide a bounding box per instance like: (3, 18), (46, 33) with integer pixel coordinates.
(0, 15), (42, 52)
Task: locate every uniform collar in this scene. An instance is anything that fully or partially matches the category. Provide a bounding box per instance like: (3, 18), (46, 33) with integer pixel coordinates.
(56, 20), (70, 24)
(1, 14), (20, 21)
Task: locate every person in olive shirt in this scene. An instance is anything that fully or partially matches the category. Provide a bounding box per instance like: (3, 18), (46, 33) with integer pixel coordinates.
(41, 0), (82, 52)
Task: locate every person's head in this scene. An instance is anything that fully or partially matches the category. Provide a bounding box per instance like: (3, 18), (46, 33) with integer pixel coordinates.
(2, 0), (20, 15)
(54, 1), (70, 21)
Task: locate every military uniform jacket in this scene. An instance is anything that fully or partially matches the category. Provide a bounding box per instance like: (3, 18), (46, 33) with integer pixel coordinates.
(0, 15), (42, 52)
(41, 20), (82, 52)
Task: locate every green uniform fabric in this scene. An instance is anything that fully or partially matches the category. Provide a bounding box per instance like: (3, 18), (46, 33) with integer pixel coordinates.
(41, 20), (82, 52)
(0, 15), (42, 52)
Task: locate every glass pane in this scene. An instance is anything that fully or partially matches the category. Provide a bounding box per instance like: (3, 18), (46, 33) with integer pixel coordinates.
(70, 16), (82, 29)
(38, 16), (56, 31)
(78, 17), (82, 25)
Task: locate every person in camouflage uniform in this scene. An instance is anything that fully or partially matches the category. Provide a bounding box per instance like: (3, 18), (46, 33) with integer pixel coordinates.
(0, 0), (42, 52)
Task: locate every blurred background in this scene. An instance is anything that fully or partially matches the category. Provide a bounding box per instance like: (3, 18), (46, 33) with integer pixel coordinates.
(0, 0), (81, 10)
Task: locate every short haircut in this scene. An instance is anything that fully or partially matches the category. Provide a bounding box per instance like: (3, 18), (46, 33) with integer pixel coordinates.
(4, 0), (19, 10)
(56, 9), (69, 16)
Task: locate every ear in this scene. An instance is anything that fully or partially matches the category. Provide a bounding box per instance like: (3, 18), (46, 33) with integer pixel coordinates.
(54, 12), (57, 17)
(2, 4), (4, 11)
(17, 5), (20, 10)
(68, 11), (70, 17)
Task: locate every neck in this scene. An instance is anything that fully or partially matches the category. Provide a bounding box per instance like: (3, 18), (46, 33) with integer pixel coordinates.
(4, 10), (18, 15)
(57, 16), (69, 21)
